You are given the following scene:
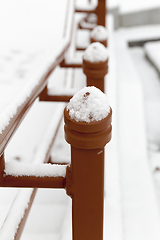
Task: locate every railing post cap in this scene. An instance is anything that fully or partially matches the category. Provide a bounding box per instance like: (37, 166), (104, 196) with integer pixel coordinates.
(91, 25), (108, 41)
(90, 25), (108, 47)
(64, 87), (112, 149)
(82, 43), (108, 78)
(83, 42), (108, 63)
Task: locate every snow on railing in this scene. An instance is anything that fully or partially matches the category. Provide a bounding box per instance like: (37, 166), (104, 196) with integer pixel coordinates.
(0, 1), (108, 239)
(5, 162), (67, 178)
(0, 0), (75, 155)
(83, 42), (109, 92)
(0, 0), (75, 238)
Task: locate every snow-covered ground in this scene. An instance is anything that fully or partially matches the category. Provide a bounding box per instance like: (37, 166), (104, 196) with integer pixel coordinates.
(1, 0), (160, 239)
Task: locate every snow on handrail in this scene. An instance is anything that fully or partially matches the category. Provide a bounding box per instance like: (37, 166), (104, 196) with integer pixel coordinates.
(0, 44), (67, 156)
(0, 0), (75, 157)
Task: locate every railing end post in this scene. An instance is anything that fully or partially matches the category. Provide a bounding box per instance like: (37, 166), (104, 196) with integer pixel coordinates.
(64, 87), (112, 240)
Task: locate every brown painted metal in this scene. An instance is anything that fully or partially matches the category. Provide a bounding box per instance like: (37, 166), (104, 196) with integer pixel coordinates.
(75, 9), (95, 14)
(76, 0), (106, 29)
(91, 37), (107, 47)
(60, 59), (82, 68)
(96, 0), (106, 27)
(82, 58), (108, 93)
(64, 106), (112, 240)
(3, 175), (66, 188)
(0, 154), (5, 186)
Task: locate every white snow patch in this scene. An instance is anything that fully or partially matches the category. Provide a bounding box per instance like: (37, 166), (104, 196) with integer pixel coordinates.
(67, 86), (110, 123)
(83, 42), (108, 62)
(5, 162), (67, 178)
(91, 25), (108, 41)
(48, 87), (77, 96)
(0, 188), (33, 240)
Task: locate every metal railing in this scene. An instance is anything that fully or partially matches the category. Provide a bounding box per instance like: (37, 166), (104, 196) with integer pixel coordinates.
(0, 1), (109, 239)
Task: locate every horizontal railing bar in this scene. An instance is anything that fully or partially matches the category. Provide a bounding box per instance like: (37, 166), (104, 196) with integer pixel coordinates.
(40, 94), (73, 102)
(76, 47), (86, 51)
(75, 9), (95, 13)
(60, 59), (82, 68)
(2, 175), (66, 188)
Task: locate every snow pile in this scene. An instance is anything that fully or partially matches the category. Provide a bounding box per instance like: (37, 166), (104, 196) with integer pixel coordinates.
(91, 25), (108, 41)
(83, 42), (109, 62)
(67, 86), (110, 123)
(5, 162), (67, 177)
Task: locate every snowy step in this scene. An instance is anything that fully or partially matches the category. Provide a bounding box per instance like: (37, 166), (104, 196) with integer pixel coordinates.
(115, 30), (160, 239)
(21, 189), (70, 240)
(0, 188), (18, 231)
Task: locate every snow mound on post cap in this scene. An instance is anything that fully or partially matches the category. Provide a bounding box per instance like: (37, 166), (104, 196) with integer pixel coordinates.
(83, 42), (108, 62)
(91, 25), (108, 41)
(67, 86), (110, 123)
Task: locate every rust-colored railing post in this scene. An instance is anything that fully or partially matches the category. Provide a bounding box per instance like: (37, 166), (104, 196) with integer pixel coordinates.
(82, 42), (108, 93)
(90, 25), (108, 47)
(0, 154), (5, 186)
(64, 87), (112, 240)
(96, 0), (106, 27)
